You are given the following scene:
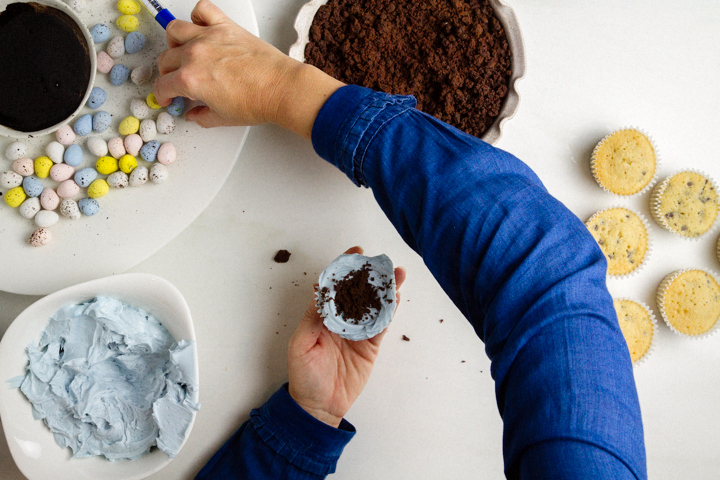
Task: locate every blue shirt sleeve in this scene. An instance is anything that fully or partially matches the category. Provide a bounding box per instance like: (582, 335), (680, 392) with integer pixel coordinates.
(311, 85), (647, 479)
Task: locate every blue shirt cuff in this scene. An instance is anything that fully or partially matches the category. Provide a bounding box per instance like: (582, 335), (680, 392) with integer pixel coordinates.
(249, 383), (356, 476)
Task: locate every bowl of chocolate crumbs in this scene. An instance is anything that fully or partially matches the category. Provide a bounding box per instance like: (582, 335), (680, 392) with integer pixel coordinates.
(289, 0), (525, 143)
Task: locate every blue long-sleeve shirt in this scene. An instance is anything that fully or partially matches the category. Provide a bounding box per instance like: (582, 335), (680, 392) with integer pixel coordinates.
(196, 86), (646, 479)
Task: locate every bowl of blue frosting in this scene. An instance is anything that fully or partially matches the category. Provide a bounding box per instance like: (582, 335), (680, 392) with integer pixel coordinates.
(0, 273), (199, 480)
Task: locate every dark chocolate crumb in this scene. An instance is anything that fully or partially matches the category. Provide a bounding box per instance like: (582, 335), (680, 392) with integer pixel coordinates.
(402, 335), (410, 341)
(274, 250), (291, 263)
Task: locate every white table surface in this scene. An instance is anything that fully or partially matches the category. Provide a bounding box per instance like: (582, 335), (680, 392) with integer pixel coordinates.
(2, 0), (720, 478)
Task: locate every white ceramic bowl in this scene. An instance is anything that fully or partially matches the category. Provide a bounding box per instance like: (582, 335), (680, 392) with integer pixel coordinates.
(0, 273), (198, 480)
(288, 0), (525, 145)
(0, 0), (96, 139)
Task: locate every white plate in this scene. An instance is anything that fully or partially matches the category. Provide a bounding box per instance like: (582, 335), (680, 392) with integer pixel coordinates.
(0, 273), (197, 480)
(288, 0), (525, 145)
(0, 0), (258, 295)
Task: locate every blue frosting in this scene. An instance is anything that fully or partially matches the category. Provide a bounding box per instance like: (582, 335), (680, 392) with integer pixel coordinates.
(12, 297), (200, 460)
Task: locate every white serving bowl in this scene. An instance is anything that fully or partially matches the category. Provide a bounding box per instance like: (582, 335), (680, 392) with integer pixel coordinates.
(0, 273), (198, 480)
(288, 0), (526, 144)
(0, 0), (96, 139)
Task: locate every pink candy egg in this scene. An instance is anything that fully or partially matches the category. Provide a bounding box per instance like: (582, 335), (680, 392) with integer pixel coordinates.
(97, 51), (115, 74)
(124, 134), (143, 156)
(55, 124), (76, 146)
(13, 158), (34, 176)
(57, 180), (80, 198)
(157, 142), (176, 165)
(108, 137), (126, 159)
(50, 163), (75, 182)
(40, 188), (60, 210)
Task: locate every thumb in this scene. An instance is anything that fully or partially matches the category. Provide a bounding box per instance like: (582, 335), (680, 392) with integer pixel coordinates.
(191, 0), (228, 26)
(185, 106), (226, 128)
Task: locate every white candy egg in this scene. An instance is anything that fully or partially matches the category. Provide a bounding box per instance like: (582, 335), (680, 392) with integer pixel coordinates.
(149, 163), (168, 184)
(131, 65), (153, 85)
(107, 171), (129, 188)
(107, 36), (125, 58)
(87, 137), (109, 157)
(129, 166), (149, 186)
(5, 142), (27, 161)
(156, 112), (175, 135)
(130, 98), (151, 120)
(59, 199), (81, 220)
(139, 119), (157, 142)
(1, 171), (23, 188)
(45, 141), (65, 164)
(35, 210), (60, 228)
(19, 197), (41, 219)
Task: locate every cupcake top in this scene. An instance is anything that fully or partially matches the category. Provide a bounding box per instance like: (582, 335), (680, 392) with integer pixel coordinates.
(614, 299), (654, 363)
(592, 129), (657, 195)
(659, 269), (720, 336)
(586, 208), (649, 276)
(653, 171), (719, 237)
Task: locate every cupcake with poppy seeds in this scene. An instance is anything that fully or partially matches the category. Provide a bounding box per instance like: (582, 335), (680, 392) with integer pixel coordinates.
(613, 299), (656, 364)
(591, 128), (659, 196)
(657, 269), (720, 337)
(651, 171), (719, 238)
(585, 207), (650, 277)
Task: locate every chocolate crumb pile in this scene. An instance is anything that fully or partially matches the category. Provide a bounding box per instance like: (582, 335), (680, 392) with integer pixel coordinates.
(305, 0), (512, 138)
(274, 250), (291, 263)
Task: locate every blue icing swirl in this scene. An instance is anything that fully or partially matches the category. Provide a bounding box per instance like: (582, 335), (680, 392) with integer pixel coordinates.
(12, 297), (200, 460)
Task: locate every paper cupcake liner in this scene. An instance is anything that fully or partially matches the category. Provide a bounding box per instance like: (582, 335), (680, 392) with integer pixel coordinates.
(614, 297), (657, 366)
(716, 233), (720, 265)
(585, 205), (652, 279)
(591, 126), (661, 197)
(650, 169), (720, 241)
(656, 268), (720, 339)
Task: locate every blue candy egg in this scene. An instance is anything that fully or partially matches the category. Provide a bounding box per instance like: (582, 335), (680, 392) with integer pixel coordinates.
(90, 23), (110, 43)
(78, 198), (100, 216)
(125, 31), (146, 54)
(110, 64), (130, 86)
(22, 176), (43, 197)
(73, 114), (92, 136)
(139, 140), (160, 163)
(166, 97), (185, 117)
(86, 87), (107, 109)
(64, 144), (83, 167)
(74, 168), (98, 188)
(93, 111), (112, 133)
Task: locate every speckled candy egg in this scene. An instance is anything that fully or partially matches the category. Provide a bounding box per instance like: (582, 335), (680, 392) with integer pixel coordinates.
(88, 179), (110, 198)
(93, 111), (112, 133)
(1, 171), (22, 188)
(117, 0), (141, 14)
(74, 114), (93, 136)
(139, 119), (157, 142)
(34, 157), (53, 178)
(107, 171), (129, 188)
(40, 188), (60, 210)
(157, 142), (176, 165)
(4, 187), (26, 207)
(156, 112), (175, 135)
(125, 31), (145, 54)
(119, 116), (140, 136)
(87, 137), (109, 157)
(149, 163), (168, 184)
(131, 66), (152, 85)
(110, 64), (130, 86)
(29, 228), (51, 247)
(12, 158), (34, 176)
(140, 140), (160, 162)
(57, 180), (80, 198)
(90, 23), (110, 43)
(35, 210), (59, 228)
(59, 199), (81, 219)
(108, 137), (126, 159)
(19, 197), (41, 219)
(55, 125), (75, 146)
(87, 87), (107, 109)
(78, 197), (100, 216)
(50, 163), (75, 182)
(5, 142), (27, 161)
(146, 93), (161, 109)
(63, 144), (83, 167)
(74, 168), (98, 188)
(96, 156), (119, 175)
(97, 51), (115, 74)
(45, 141), (65, 163)
(107, 36), (125, 58)
(119, 154), (138, 174)
(116, 15), (139, 33)
(129, 166), (149, 186)
(124, 134), (143, 155)
(68, 0), (85, 12)
(167, 97), (185, 116)
(130, 98), (151, 119)
(22, 176), (43, 197)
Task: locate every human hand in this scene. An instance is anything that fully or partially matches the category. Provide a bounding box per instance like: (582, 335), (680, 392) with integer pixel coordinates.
(154, 0), (344, 138)
(287, 246), (407, 428)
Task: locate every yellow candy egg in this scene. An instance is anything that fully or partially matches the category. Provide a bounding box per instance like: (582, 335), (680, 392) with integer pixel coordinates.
(116, 14), (139, 33)
(117, 0), (140, 15)
(34, 156), (53, 179)
(88, 179), (110, 199)
(146, 93), (161, 109)
(4, 186), (26, 207)
(119, 154), (137, 174)
(96, 156), (119, 175)
(119, 116), (140, 135)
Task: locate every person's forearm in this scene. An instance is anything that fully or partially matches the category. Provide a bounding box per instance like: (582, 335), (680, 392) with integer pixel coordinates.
(310, 86), (646, 479)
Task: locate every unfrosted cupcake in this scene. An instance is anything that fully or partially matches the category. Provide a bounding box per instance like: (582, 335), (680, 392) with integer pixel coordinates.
(591, 128), (658, 195)
(614, 299), (656, 364)
(657, 269), (720, 337)
(585, 207), (650, 276)
(651, 171), (719, 238)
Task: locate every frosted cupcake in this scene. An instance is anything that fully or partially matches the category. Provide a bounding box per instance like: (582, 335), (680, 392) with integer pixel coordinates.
(651, 171), (719, 238)
(591, 128), (658, 195)
(657, 269), (720, 337)
(585, 207), (650, 276)
(614, 299), (656, 364)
